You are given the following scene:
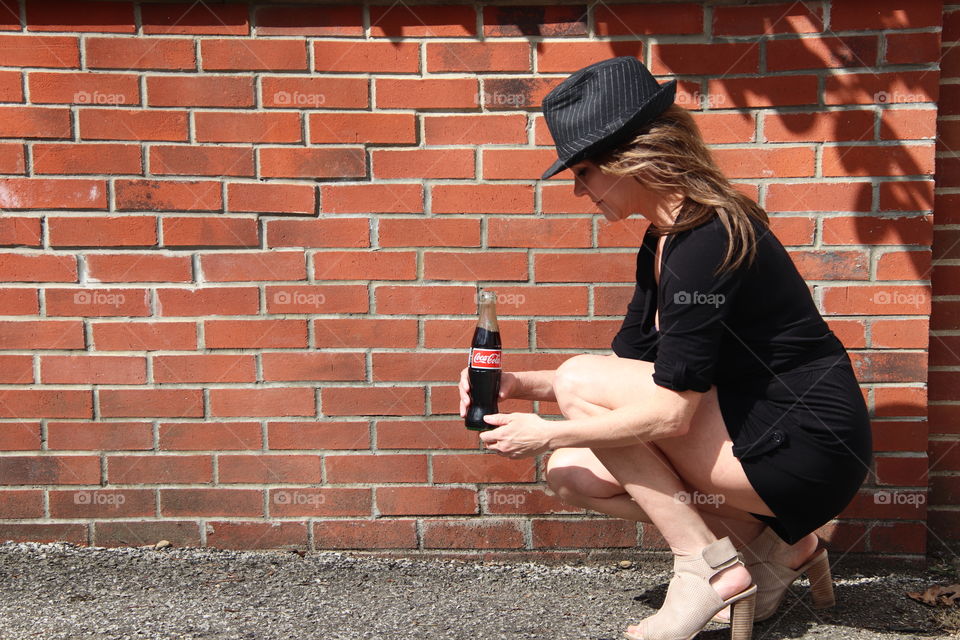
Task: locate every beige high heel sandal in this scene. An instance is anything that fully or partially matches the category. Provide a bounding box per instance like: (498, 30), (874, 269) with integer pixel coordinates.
(712, 527), (835, 624)
(623, 536), (757, 640)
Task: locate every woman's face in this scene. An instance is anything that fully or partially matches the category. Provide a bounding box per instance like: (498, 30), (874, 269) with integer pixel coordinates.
(569, 159), (679, 227)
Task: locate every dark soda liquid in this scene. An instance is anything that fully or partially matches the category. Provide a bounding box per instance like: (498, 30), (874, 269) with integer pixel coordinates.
(466, 326), (501, 431)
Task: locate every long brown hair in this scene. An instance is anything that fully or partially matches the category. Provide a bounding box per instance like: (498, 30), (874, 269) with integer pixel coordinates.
(591, 104), (769, 276)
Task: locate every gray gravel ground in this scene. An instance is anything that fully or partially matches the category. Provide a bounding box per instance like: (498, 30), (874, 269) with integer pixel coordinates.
(0, 541), (956, 639)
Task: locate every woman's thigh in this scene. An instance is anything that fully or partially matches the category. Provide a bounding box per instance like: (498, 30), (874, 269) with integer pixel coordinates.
(551, 354), (775, 518)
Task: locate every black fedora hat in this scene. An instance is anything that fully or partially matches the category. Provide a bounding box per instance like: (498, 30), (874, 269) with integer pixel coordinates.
(540, 56), (676, 180)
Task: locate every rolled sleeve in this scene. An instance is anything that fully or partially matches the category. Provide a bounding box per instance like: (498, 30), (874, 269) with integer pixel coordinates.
(652, 220), (744, 392)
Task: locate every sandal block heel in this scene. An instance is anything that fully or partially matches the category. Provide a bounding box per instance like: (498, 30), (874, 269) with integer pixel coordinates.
(805, 552), (835, 609)
(729, 590), (757, 640)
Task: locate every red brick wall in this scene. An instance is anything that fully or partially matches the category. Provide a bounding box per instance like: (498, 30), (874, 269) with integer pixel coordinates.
(0, 0), (945, 556)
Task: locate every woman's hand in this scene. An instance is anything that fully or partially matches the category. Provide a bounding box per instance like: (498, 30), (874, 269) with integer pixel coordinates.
(478, 412), (552, 459)
(458, 368), (521, 418)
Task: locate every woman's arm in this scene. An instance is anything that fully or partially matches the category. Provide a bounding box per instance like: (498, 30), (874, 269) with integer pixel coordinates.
(511, 370), (556, 402)
(546, 385), (703, 449)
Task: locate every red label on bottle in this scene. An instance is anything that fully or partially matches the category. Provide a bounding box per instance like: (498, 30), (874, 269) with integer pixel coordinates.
(470, 348), (501, 369)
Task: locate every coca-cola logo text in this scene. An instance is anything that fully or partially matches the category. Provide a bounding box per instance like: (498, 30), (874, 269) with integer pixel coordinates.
(470, 348), (502, 369)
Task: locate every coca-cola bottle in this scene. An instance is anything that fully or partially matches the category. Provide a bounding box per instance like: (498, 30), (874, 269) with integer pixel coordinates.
(466, 290), (501, 431)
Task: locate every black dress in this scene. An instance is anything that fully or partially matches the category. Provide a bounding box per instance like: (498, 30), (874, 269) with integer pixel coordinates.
(611, 214), (873, 544)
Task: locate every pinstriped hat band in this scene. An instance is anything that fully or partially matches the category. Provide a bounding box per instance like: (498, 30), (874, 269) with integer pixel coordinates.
(540, 57), (677, 180)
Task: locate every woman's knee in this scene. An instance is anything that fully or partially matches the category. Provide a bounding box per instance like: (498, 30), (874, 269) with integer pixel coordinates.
(545, 447), (624, 501)
(552, 354), (606, 412)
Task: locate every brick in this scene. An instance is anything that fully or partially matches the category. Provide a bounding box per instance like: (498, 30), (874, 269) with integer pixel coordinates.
(432, 453), (536, 483)
(849, 351), (927, 383)
(931, 335), (960, 365)
(91, 321), (197, 351)
(821, 285), (929, 315)
(0, 356), (33, 384)
(309, 112), (416, 145)
(40, 355), (146, 384)
(267, 218), (370, 248)
(875, 455), (928, 486)
(874, 386), (926, 417)
(268, 488), (370, 518)
(929, 404), (960, 435)
(886, 32), (940, 65)
(0, 523), (86, 544)
(371, 352), (463, 383)
(831, 0), (942, 30)
(483, 487), (581, 514)
(265, 285), (368, 314)
(227, 182), (314, 215)
(881, 181), (934, 213)
(871, 522), (926, 554)
(313, 318), (418, 349)
(824, 72), (937, 105)
(45, 287), (149, 317)
(261, 352), (365, 382)
(261, 76), (367, 109)
(422, 251), (528, 281)
(871, 420), (928, 452)
(535, 42), (648, 73)
(432, 184), (534, 214)
(312, 519), (417, 549)
(268, 421), (370, 450)
(159, 421), (262, 451)
(375, 78), (478, 109)
(28, 71), (138, 105)
(369, 4), (476, 37)
(118, 181), (222, 212)
(229, 516), (319, 548)
(219, 454), (321, 483)
(931, 369), (960, 401)
(822, 144), (934, 177)
(651, 43), (758, 75)
(482, 148), (562, 180)
(424, 318), (529, 349)
(312, 41), (419, 73)
(930, 440), (960, 472)
(876, 250), (930, 281)
(48, 215), (155, 247)
(376, 419), (479, 450)
(707, 76), (819, 109)
(25, 1), (134, 32)
(160, 488), (263, 517)
(0, 491), (44, 518)
(259, 148), (365, 180)
(376, 487), (477, 516)
(99, 388), (204, 418)
(146, 75), (253, 107)
(713, 147), (814, 179)
(0, 252), (76, 281)
(322, 387), (425, 417)
(33, 142), (142, 175)
(79, 108), (188, 141)
(0, 420), (39, 448)
(325, 454), (427, 483)
(712, 2), (822, 35)
(196, 112), (301, 144)
(210, 388), (315, 417)
(0, 35), (79, 67)
(203, 319), (308, 348)
(199, 251), (305, 282)
(0, 106), (70, 138)
(485, 77), (559, 110)
(541, 182), (610, 211)
(49, 489), (154, 518)
(788, 249), (870, 280)
(378, 218), (479, 247)
(535, 252), (634, 283)
(160, 216), (257, 245)
(142, 2), (250, 35)
(427, 41), (529, 72)
(886, 110), (937, 142)
(311, 250), (417, 281)
(483, 5), (587, 37)
(0, 143), (26, 173)
(201, 38), (306, 71)
(424, 114), (527, 145)
(691, 112), (755, 144)
(375, 285), (475, 314)
(536, 319), (624, 349)
(256, 5), (361, 36)
(0, 69), (21, 101)
(872, 319), (929, 349)
(765, 183), (872, 212)
(152, 354), (256, 383)
(763, 110), (874, 143)
(767, 36), (878, 72)
(423, 519), (524, 549)
(0, 320), (84, 349)
(0, 455), (98, 483)
(93, 521), (201, 548)
(532, 518), (636, 548)
(150, 145), (253, 178)
(155, 286), (258, 317)
(373, 149), (475, 180)
(822, 215), (932, 246)
(594, 3), (702, 35)
(85, 253), (192, 283)
(85, 37), (194, 69)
